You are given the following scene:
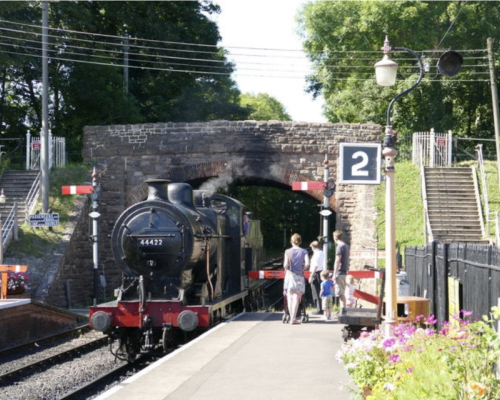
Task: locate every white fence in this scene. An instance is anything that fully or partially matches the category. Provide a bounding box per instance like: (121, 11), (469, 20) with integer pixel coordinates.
(412, 129), (453, 168)
(26, 130), (66, 170)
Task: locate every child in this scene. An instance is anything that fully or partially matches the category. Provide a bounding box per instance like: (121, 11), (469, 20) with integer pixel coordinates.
(345, 274), (356, 308)
(319, 270), (335, 320)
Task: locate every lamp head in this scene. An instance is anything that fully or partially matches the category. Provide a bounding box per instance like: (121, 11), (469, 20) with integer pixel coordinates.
(437, 50), (463, 77)
(375, 54), (398, 86)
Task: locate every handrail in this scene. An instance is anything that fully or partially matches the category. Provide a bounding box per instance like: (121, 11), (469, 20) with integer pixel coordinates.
(471, 166), (486, 239)
(475, 145), (490, 236)
(24, 170), (41, 219)
(488, 211), (500, 245)
(419, 145), (433, 243)
(0, 202), (18, 262)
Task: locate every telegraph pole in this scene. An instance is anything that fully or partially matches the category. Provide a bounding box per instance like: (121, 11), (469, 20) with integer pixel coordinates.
(41, 1), (50, 212)
(487, 37), (500, 197)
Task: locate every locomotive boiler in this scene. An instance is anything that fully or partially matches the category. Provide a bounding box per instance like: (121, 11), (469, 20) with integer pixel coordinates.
(89, 179), (265, 360)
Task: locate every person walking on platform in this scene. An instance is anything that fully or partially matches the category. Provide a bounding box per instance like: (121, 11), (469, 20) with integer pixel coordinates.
(333, 230), (350, 310)
(308, 240), (324, 315)
(319, 269), (334, 320)
(283, 233), (309, 324)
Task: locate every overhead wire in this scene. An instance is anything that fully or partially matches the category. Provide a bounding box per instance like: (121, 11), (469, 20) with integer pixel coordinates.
(0, 18), (490, 82)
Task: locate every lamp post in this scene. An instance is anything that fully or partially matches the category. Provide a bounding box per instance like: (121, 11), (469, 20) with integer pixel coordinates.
(375, 36), (424, 336)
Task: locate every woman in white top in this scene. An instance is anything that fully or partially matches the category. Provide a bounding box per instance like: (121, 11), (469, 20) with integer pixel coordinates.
(283, 233), (310, 324)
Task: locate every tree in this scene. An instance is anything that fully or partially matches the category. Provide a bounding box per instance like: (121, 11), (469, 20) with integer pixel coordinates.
(240, 92), (292, 121)
(0, 1), (250, 159)
(298, 1), (500, 155)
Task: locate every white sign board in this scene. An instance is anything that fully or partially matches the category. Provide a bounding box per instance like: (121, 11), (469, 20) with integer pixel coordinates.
(29, 213), (60, 227)
(339, 143), (382, 184)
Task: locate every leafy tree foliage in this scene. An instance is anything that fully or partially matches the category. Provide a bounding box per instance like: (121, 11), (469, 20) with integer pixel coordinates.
(0, 1), (249, 159)
(240, 92), (292, 121)
(298, 1), (500, 156)
(228, 185), (321, 252)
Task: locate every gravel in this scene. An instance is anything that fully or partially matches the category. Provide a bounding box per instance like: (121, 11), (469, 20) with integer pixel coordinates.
(0, 331), (119, 400)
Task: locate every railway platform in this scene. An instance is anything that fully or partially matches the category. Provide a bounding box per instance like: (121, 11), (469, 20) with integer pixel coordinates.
(94, 312), (354, 400)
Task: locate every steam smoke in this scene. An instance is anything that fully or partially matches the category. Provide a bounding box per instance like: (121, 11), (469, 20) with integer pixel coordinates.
(198, 172), (234, 196)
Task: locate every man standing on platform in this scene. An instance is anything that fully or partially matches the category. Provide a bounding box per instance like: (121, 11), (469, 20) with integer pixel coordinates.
(308, 241), (324, 315)
(333, 230), (350, 310)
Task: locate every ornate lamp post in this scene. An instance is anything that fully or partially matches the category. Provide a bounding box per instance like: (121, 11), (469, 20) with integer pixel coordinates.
(375, 36), (424, 336)
(374, 36), (462, 336)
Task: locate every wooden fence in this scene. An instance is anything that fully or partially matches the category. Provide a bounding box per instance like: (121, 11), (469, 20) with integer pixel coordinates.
(405, 242), (500, 329)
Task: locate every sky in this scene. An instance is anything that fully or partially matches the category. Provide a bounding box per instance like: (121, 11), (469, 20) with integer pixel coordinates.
(210, 0), (327, 123)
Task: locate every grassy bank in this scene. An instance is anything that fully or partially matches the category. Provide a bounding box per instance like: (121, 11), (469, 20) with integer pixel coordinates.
(373, 159), (500, 265)
(6, 164), (90, 258)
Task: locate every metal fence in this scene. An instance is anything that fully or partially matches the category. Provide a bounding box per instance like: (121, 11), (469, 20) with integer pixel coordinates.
(26, 130), (66, 170)
(412, 129), (453, 167)
(405, 242), (500, 329)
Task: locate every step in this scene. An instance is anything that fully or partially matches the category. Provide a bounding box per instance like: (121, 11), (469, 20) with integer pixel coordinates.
(428, 219), (481, 226)
(433, 237), (491, 245)
(426, 194), (477, 201)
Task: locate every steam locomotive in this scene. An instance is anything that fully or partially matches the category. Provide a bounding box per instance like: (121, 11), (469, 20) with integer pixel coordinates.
(89, 179), (265, 360)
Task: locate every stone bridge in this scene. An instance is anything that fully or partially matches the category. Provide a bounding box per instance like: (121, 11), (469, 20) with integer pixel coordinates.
(45, 120), (383, 307)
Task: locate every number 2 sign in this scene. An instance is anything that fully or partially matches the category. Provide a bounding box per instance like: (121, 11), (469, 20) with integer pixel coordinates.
(339, 143), (381, 184)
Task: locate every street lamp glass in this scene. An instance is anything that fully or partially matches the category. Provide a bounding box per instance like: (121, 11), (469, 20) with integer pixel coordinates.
(375, 54), (398, 86)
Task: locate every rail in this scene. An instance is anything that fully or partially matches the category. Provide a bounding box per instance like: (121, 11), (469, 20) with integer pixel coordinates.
(476, 144), (491, 238)
(1, 203), (18, 261)
(418, 145), (433, 243)
(471, 166), (486, 239)
(24, 170), (41, 219)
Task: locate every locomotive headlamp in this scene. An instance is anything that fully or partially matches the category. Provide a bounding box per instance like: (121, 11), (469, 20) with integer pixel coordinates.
(90, 311), (112, 332)
(178, 310), (199, 332)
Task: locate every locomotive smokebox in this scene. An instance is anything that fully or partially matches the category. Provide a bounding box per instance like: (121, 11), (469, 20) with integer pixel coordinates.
(146, 179), (171, 201)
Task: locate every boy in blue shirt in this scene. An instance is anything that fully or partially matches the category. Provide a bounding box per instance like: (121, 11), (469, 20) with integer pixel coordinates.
(319, 270), (335, 320)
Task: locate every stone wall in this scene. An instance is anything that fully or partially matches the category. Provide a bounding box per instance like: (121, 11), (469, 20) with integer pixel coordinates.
(0, 302), (87, 350)
(46, 120), (383, 307)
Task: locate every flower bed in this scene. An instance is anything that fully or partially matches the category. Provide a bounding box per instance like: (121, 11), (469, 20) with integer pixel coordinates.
(5, 271), (30, 293)
(336, 308), (500, 399)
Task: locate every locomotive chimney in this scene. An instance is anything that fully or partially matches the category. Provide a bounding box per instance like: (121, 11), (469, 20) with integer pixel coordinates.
(145, 179), (171, 201)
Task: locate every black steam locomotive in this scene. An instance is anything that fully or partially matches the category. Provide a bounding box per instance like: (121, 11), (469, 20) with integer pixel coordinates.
(89, 179), (265, 360)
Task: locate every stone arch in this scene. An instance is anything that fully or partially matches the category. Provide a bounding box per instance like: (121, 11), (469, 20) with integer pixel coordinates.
(126, 160), (336, 210)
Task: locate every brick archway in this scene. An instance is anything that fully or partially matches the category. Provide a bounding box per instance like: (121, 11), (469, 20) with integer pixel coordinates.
(126, 160), (334, 209)
(83, 120), (381, 248)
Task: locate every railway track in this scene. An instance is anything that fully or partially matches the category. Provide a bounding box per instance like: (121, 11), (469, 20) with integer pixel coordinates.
(1, 257), (286, 399)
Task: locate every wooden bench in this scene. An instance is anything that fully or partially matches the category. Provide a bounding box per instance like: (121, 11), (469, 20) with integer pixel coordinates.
(0, 265), (29, 299)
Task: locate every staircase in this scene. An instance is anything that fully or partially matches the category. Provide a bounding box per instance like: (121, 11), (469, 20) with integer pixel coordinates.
(423, 167), (489, 244)
(0, 170), (40, 224)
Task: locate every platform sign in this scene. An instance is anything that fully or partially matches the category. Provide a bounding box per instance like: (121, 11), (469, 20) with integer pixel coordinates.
(437, 137), (447, 147)
(29, 213), (60, 227)
(339, 143), (381, 184)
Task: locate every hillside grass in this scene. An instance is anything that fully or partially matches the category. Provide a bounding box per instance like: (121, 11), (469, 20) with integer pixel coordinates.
(374, 161), (425, 252)
(373, 159), (500, 261)
(6, 164), (91, 258)
(5, 159), (499, 260)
